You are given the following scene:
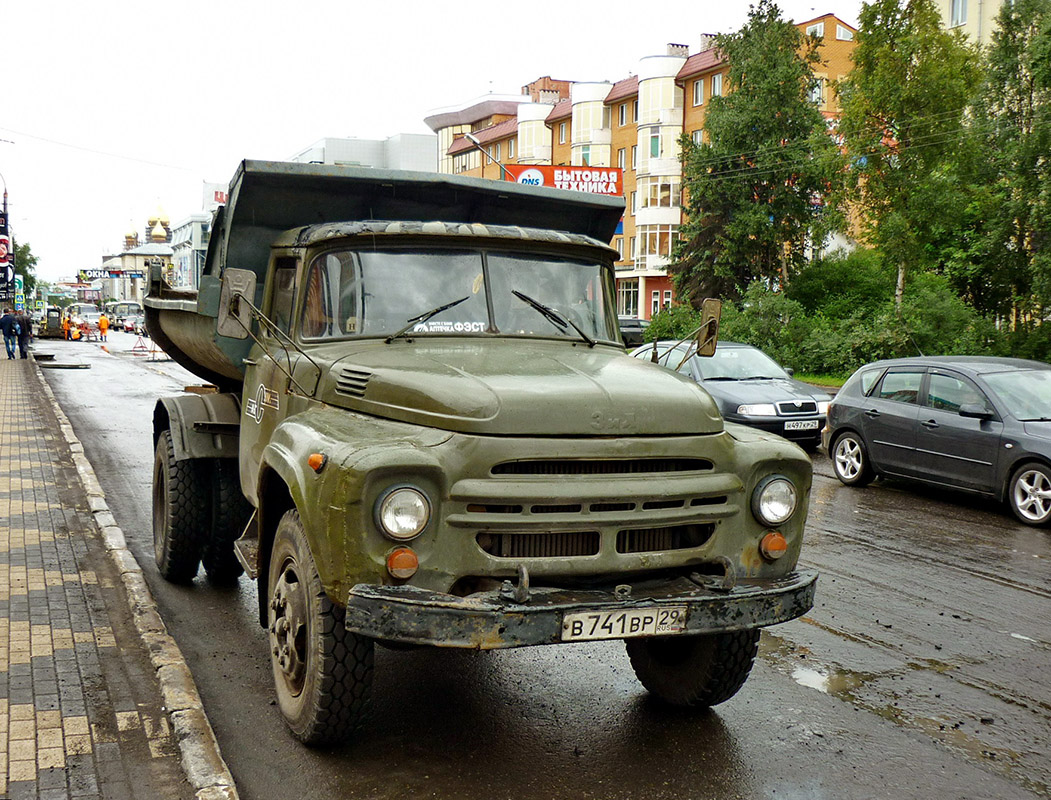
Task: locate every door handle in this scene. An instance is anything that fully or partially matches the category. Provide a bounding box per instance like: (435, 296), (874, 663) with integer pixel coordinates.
(921, 419), (939, 429)
(243, 358), (258, 366)
(864, 409), (881, 418)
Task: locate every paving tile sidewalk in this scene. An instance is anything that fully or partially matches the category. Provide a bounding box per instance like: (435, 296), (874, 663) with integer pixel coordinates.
(0, 358), (194, 799)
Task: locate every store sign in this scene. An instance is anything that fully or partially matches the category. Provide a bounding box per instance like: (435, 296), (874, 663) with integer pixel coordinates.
(79, 268), (147, 281)
(503, 165), (623, 196)
(203, 182), (228, 212)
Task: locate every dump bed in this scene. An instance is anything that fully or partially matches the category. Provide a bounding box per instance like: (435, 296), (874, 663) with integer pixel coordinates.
(144, 160), (625, 390)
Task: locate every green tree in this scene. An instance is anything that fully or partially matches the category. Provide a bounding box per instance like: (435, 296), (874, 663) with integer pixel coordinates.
(670, 0), (846, 303)
(837, 0), (981, 313)
(12, 238), (38, 298)
(954, 0), (1051, 323)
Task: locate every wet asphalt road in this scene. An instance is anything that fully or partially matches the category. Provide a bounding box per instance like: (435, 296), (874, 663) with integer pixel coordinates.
(37, 334), (1051, 800)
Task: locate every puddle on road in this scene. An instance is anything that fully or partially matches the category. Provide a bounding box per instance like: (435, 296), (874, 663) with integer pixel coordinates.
(790, 665), (870, 696)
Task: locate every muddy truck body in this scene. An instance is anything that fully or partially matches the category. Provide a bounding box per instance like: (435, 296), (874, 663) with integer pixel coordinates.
(145, 160), (816, 744)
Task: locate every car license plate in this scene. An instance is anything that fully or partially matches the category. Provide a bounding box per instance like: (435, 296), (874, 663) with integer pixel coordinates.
(561, 607), (688, 641)
(784, 419), (820, 431)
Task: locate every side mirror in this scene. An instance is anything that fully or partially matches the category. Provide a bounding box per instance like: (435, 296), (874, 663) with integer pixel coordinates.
(695, 298), (721, 358)
(959, 403), (994, 420)
(217, 268), (257, 340)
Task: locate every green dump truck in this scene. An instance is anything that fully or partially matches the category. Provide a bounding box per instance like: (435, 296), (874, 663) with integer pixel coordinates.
(145, 160), (817, 745)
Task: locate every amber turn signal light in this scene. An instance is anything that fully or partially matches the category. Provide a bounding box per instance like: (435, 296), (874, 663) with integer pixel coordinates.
(759, 531), (788, 561)
(307, 453), (327, 473)
(387, 547), (419, 580)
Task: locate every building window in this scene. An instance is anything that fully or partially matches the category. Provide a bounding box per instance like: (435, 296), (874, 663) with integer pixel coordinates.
(637, 225), (677, 261)
(559, 122), (567, 144)
(631, 191), (637, 214)
(619, 103), (627, 126)
(618, 278), (639, 316)
(950, 0), (967, 26)
(836, 24), (854, 40)
(639, 176), (681, 208)
(632, 100), (639, 122)
(663, 290), (672, 309)
(630, 237), (637, 259)
(808, 77), (824, 105)
(615, 238), (624, 259)
(711, 73), (723, 97)
(652, 291), (661, 316)
(692, 129), (704, 145)
(580, 145), (591, 166)
(493, 143), (501, 161)
(806, 22), (824, 37)
(508, 138), (516, 159)
(693, 79), (704, 106)
(631, 145), (637, 169)
(650, 132), (661, 158)
(618, 148), (626, 169)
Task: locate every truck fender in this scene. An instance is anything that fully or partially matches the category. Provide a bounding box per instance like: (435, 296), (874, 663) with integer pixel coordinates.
(152, 393), (242, 462)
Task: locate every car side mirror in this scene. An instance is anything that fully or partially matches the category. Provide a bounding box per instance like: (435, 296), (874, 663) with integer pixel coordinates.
(958, 403), (994, 420)
(785, 367), (795, 377)
(695, 298), (721, 358)
(217, 269), (257, 339)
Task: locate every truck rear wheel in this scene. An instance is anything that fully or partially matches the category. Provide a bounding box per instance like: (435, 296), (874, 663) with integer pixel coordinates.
(201, 460), (249, 585)
(625, 629), (760, 707)
(152, 430), (207, 583)
(268, 510), (373, 745)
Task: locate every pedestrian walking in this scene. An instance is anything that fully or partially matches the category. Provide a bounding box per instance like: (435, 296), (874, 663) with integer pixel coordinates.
(0, 307), (19, 359)
(99, 312), (110, 341)
(14, 309), (32, 358)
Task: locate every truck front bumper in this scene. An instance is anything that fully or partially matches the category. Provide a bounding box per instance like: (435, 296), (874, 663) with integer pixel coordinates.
(344, 570), (817, 649)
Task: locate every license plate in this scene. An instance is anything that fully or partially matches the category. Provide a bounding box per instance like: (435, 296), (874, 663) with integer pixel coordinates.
(784, 419), (820, 431)
(561, 607), (688, 641)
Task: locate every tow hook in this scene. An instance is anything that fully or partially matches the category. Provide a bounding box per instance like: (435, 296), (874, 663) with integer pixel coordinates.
(689, 555), (737, 593)
(500, 564), (531, 604)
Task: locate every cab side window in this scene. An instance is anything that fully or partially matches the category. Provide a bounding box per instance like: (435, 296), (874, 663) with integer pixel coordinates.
(876, 370), (923, 404)
(269, 258), (298, 338)
(926, 373), (992, 414)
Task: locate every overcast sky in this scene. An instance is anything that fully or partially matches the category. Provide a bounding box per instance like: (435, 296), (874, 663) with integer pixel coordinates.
(5, 0), (862, 282)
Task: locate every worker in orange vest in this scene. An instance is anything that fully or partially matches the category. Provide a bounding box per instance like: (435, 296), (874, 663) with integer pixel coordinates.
(99, 312), (110, 342)
(61, 314), (71, 341)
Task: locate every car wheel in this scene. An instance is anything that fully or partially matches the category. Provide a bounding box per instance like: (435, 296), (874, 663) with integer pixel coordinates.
(201, 460), (250, 585)
(1008, 462), (1051, 526)
(152, 430), (207, 583)
(626, 629), (760, 707)
(268, 510), (374, 745)
(831, 431), (875, 487)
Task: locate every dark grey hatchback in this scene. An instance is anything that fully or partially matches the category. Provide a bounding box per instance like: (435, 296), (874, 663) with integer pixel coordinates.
(824, 356), (1051, 526)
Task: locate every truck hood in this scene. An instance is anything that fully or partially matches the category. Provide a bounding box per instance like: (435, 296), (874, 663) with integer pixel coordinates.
(320, 339), (723, 436)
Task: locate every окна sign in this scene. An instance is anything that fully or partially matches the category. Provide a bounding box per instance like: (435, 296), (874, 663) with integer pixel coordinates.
(504, 165), (622, 196)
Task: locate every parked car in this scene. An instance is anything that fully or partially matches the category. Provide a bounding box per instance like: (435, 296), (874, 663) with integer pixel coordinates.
(123, 315), (140, 333)
(825, 356), (1051, 526)
(133, 315), (148, 337)
(632, 341), (831, 450)
(618, 316), (650, 348)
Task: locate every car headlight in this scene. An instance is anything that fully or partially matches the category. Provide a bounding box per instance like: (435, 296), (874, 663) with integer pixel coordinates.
(376, 487), (431, 541)
(817, 401), (830, 415)
(737, 403), (777, 417)
(751, 476), (797, 526)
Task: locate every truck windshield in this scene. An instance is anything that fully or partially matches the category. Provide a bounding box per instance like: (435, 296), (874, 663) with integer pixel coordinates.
(300, 248), (619, 343)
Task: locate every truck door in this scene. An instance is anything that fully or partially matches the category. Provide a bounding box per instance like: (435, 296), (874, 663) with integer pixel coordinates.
(241, 257), (299, 500)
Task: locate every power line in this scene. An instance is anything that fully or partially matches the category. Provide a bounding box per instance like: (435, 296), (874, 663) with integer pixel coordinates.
(0, 126), (197, 173)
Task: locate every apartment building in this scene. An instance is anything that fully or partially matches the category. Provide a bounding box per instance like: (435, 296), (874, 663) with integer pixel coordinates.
(425, 14), (857, 321)
(934, 0), (1004, 45)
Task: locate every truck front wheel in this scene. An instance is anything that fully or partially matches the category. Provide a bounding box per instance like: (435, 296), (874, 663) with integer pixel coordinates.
(625, 629), (760, 707)
(268, 510), (373, 745)
(152, 430), (207, 583)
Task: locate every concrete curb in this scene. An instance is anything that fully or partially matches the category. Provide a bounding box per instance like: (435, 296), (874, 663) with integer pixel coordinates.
(32, 356), (240, 800)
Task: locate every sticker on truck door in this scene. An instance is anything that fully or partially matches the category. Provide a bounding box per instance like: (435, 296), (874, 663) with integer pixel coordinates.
(245, 383), (280, 423)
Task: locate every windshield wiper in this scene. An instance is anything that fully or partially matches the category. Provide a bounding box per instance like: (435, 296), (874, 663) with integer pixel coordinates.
(385, 296), (470, 343)
(1019, 416), (1051, 422)
(703, 376), (741, 382)
(740, 375), (781, 381)
(512, 290), (596, 347)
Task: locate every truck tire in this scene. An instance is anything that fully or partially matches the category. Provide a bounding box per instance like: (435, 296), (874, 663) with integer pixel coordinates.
(625, 629), (760, 707)
(152, 430), (207, 583)
(201, 460), (249, 585)
(268, 510), (373, 745)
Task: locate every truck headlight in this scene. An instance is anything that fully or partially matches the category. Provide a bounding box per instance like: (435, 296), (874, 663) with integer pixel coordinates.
(737, 403), (777, 417)
(751, 476), (797, 526)
(376, 487), (430, 541)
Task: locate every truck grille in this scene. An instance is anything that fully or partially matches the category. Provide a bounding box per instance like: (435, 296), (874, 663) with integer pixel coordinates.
(476, 531), (600, 558)
(777, 400), (818, 415)
(616, 524), (715, 553)
(491, 458), (712, 476)
(335, 368), (372, 398)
